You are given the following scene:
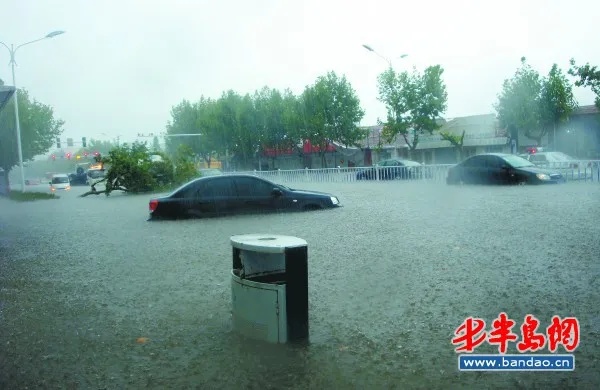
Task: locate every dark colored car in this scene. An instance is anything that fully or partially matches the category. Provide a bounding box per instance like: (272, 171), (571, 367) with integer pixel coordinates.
(69, 167), (89, 186)
(148, 174), (341, 220)
(446, 153), (565, 185)
(356, 158), (431, 180)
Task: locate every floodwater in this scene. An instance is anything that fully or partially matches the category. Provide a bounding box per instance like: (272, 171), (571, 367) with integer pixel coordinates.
(1, 181), (599, 389)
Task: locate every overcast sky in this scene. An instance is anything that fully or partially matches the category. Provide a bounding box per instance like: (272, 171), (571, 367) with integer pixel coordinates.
(1, 0), (598, 145)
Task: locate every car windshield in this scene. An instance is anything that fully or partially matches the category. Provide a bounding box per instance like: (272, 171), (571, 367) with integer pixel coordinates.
(502, 155), (535, 168)
(52, 177), (69, 184)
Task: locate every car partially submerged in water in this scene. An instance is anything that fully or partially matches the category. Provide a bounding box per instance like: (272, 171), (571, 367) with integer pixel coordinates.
(148, 174), (341, 220)
(447, 153), (565, 185)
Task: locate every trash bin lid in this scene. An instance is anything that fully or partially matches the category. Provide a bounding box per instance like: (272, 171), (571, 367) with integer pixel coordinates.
(230, 234), (307, 254)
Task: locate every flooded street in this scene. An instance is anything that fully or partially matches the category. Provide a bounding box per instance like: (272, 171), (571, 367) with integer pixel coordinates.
(1, 181), (599, 389)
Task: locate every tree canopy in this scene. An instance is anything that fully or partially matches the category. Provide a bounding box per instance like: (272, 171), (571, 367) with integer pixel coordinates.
(81, 141), (198, 197)
(0, 87), (65, 177)
(569, 58), (600, 109)
(495, 58), (577, 145)
(377, 65), (448, 151)
(164, 71), (365, 169)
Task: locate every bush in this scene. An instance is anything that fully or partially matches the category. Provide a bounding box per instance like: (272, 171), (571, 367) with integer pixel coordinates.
(149, 152), (175, 187)
(8, 191), (58, 202)
(85, 142), (200, 196)
(105, 143), (158, 194)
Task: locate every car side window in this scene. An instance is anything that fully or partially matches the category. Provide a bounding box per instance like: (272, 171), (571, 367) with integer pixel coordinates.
(485, 156), (504, 168)
(204, 177), (234, 198)
(177, 181), (203, 198)
(234, 177), (274, 197)
(463, 156), (482, 167)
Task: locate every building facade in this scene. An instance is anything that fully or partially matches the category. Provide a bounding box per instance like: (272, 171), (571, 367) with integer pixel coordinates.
(257, 105), (600, 170)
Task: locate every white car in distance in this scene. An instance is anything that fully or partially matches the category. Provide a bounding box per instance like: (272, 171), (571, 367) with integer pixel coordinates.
(49, 174), (71, 192)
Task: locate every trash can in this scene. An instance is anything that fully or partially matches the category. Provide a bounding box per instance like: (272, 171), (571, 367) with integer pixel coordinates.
(230, 234), (309, 344)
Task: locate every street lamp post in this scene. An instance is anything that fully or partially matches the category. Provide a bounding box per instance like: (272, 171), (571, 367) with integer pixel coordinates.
(363, 44), (410, 157)
(0, 30), (65, 192)
(362, 44), (408, 68)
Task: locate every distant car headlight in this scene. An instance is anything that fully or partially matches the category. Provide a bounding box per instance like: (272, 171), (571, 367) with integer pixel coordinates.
(536, 173), (550, 181)
(330, 196), (339, 205)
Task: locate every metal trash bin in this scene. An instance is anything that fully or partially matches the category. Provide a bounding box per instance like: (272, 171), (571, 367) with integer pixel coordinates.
(230, 234), (309, 344)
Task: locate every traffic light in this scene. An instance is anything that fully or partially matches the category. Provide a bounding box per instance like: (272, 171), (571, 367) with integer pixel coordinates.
(82, 137), (87, 147)
(56, 137), (61, 148)
(67, 138), (73, 147)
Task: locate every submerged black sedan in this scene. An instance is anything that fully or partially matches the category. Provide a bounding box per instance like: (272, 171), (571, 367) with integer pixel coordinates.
(446, 153), (565, 185)
(148, 174), (341, 220)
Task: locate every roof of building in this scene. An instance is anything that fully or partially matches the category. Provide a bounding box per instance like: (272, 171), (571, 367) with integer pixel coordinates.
(573, 105), (599, 116)
(357, 113), (508, 150)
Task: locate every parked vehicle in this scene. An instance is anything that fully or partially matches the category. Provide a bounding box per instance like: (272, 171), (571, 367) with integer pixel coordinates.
(446, 153), (565, 185)
(69, 167), (89, 186)
(356, 159), (431, 180)
(519, 149), (594, 180)
(148, 174), (341, 220)
(49, 174), (71, 191)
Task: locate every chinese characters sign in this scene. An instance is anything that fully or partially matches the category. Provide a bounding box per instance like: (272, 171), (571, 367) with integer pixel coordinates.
(452, 313), (580, 354)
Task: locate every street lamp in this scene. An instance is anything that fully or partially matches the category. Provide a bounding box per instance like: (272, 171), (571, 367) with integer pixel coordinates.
(0, 30), (65, 192)
(362, 44), (408, 68)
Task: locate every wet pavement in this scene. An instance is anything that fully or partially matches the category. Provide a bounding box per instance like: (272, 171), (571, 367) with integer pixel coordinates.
(1, 181), (599, 389)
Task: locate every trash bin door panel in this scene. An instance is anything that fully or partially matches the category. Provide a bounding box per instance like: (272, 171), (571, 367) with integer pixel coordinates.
(231, 279), (281, 343)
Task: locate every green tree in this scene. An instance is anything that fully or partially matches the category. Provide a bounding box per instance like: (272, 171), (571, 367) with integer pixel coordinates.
(165, 98), (220, 167)
(0, 87), (64, 188)
(253, 87), (302, 167)
(74, 138), (118, 159)
(540, 64), (578, 146)
(439, 129), (466, 161)
(173, 144), (198, 184)
(496, 58), (577, 145)
(87, 138), (118, 154)
(377, 65), (448, 155)
(495, 58), (543, 144)
(568, 58), (600, 109)
(300, 71), (366, 167)
(213, 90), (259, 169)
(82, 142), (158, 196)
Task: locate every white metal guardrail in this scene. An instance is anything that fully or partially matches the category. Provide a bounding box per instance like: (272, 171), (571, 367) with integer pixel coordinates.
(222, 161), (600, 184)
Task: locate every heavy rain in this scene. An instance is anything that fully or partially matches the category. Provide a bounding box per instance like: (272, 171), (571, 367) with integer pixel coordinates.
(2, 1), (600, 389)
(1, 180), (599, 388)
